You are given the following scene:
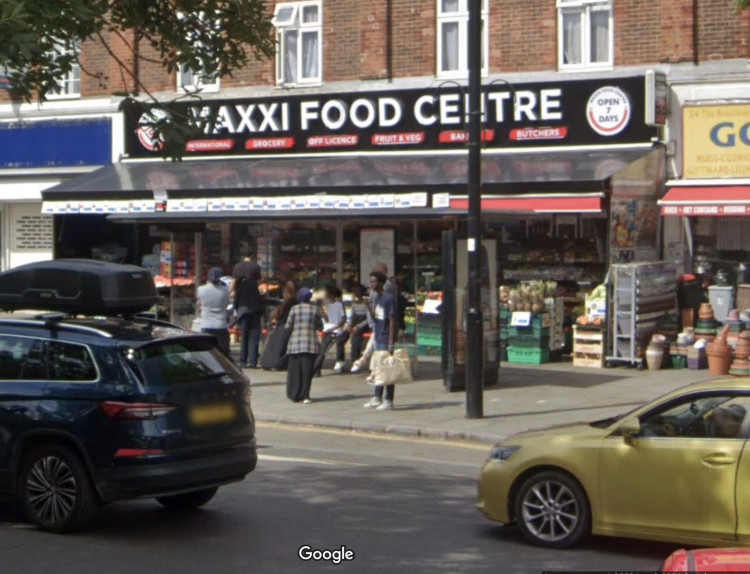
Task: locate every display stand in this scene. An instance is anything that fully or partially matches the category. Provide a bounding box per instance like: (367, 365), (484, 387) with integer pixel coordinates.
(606, 262), (678, 368)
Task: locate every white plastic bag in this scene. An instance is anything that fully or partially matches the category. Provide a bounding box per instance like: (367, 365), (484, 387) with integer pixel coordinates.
(371, 349), (413, 385)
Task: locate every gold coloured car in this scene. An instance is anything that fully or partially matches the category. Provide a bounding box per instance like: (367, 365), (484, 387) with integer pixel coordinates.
(477, 378), (750, 548)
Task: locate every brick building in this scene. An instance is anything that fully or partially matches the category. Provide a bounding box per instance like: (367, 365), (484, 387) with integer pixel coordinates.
(2, 1), (750, 367)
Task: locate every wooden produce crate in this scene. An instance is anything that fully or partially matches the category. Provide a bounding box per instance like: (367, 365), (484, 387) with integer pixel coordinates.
(573, 326), (605, 368)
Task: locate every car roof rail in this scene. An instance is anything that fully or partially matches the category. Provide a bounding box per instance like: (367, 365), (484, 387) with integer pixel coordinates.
(128, 313), (186, 332)
(0, 316), (114, 339)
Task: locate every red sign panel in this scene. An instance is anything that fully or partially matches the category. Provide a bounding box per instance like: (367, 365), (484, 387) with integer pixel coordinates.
(371, 132), (425, 146)
(186, 139), (235, 152)
(307, 135), (360, 148)
(509, 127), (569, 141)
(661, 204), (750, 216)
(245, 137), (295, 151)
(438, 129), (495, 143)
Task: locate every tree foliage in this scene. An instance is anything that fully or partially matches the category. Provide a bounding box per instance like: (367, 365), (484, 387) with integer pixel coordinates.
(0, 0), (275, 158)
(738, 0), (750, 7)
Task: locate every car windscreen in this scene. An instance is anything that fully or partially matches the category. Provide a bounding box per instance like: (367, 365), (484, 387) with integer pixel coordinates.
(124, 337), (243, 386)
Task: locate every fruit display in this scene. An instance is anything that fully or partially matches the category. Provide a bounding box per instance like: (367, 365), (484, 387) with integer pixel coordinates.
(503, 281), (557, 314)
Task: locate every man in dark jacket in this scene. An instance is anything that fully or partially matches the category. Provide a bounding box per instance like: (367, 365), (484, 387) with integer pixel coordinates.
(231, 250), (264, 368)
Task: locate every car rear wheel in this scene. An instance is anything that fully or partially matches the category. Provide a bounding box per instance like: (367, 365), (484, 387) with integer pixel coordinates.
(514, 470), (590, 548)
(19, 445), (98, 533)
(156, 487), (218, 510)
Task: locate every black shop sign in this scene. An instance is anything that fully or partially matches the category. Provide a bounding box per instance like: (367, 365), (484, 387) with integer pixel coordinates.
(125, 75), (657, 158)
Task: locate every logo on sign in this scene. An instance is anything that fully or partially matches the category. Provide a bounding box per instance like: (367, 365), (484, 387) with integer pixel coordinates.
(137, 108), (171, 151)
(586, 86), (631, 137)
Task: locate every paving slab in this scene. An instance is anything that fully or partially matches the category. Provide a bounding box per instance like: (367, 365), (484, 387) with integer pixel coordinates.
(246, 357), (717, 445)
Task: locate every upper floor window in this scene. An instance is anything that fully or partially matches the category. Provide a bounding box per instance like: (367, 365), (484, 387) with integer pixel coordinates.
(273, 1), (322, 86)
(45, 41), (81, 99)
(437, 0), (488, 79)
(177, 11), (220, 93)
(178, 66), (220, 93)
(557, 0), (613, 70)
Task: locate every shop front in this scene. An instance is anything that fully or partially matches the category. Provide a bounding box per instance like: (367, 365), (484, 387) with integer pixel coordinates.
(659, 102), (750, 323)
(42, 73), (667, 383)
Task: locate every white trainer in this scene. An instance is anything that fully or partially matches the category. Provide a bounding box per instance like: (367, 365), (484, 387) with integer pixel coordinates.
(350, 362), (362, 373)
(375, 400), (394, 411)
(363, 397), (382, 409)
(333, 361), (345, 373)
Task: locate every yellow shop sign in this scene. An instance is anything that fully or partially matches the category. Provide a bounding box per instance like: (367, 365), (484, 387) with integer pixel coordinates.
(683, 104), (750, 179)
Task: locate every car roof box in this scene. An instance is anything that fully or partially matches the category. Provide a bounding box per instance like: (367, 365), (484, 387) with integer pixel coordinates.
(0, 259), (159, 315)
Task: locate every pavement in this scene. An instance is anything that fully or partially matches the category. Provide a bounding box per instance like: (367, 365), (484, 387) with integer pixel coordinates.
(244, 354), (718, 446)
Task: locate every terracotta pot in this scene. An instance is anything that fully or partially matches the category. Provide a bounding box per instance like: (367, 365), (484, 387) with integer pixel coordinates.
(699, 303), (715, 320)
(707, 346), (732, 376)
(735, 337), (750, 361)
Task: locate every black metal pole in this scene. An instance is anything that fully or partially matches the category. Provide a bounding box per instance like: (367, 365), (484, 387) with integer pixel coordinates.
(466, 0), (483, 419)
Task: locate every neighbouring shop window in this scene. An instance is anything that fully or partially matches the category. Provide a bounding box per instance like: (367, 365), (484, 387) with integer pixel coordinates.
(176, 11), (220, 92)
(273, 1), (322, 86)
(692, 218), (750, 284)
(557, 0), (612, 70)
(45, 40), (81, 99)
(436, 0), (488, 79)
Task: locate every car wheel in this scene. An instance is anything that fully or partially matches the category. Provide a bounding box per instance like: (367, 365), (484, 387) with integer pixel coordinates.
(156, 487), (218, 510)
(19, 445), (98, 533)
(514, 470), (590, 548)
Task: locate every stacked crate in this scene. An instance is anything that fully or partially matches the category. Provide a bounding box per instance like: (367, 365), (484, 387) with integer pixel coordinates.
(499, 305), (510, 361)
(507, 313), (551, 364)
(416, 312), (442, 357)
(545, 297), (565, 353)
(572, 326), (605, 368)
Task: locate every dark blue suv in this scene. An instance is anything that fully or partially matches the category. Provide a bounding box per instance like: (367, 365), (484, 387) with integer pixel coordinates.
(0, 260), (257, 532)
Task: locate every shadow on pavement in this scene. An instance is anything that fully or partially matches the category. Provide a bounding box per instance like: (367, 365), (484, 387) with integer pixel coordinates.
(495, 367), (623, 389)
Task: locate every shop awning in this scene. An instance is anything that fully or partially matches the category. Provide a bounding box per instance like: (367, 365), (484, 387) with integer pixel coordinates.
(41, 146), (656, 216)
(449, 194), (603, 213)
(659, 185), (750, 216)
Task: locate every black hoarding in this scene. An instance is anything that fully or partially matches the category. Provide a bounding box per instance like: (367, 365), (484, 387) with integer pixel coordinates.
(125, 76), (657, 158)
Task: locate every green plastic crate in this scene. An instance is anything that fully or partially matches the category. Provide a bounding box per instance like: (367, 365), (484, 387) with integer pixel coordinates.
(416, 324), (442, 337)
(508, 336), (550, 349)
(417, 333), (442, 346)
(417, 344), (442, 356)
(508, 325), (550, 338)
(507, 347), (551, 364)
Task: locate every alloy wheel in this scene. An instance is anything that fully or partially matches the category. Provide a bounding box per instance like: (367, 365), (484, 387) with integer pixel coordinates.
(520, 479), (579, 543)
(25, 455), (78, 525)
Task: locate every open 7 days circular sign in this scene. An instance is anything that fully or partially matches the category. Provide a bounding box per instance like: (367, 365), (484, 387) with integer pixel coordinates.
(586, 86), (631, 137)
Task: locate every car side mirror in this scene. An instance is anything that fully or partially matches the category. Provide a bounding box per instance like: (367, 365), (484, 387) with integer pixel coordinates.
(620, 418), (641, 443)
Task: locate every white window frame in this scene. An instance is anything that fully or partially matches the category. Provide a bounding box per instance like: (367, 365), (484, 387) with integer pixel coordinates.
(178, 65), (220, 93)
(176, 11), (221, 93)
(45, 41), (81, 100)
(273, 1), (323, 87)
(557, 0), (613, 71)
(436, 0), (488, 80)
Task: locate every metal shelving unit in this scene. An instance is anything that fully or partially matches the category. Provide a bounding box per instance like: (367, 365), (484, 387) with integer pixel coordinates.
(606, 262), (679, 368)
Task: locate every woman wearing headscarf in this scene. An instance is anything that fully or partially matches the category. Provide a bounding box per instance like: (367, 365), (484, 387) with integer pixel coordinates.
(196, 267), (230, 357)
(260, 280), (297, 370)
(284, 287), (324, 403)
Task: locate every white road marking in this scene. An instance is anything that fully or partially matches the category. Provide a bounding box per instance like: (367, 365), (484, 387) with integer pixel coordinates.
(258, 453), (368, 467)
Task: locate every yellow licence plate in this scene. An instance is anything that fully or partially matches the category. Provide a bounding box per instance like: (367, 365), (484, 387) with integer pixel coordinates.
(189, 403), (237, 426)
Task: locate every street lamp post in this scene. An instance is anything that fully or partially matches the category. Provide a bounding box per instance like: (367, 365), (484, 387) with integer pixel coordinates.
(465, 0), (483, 419)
